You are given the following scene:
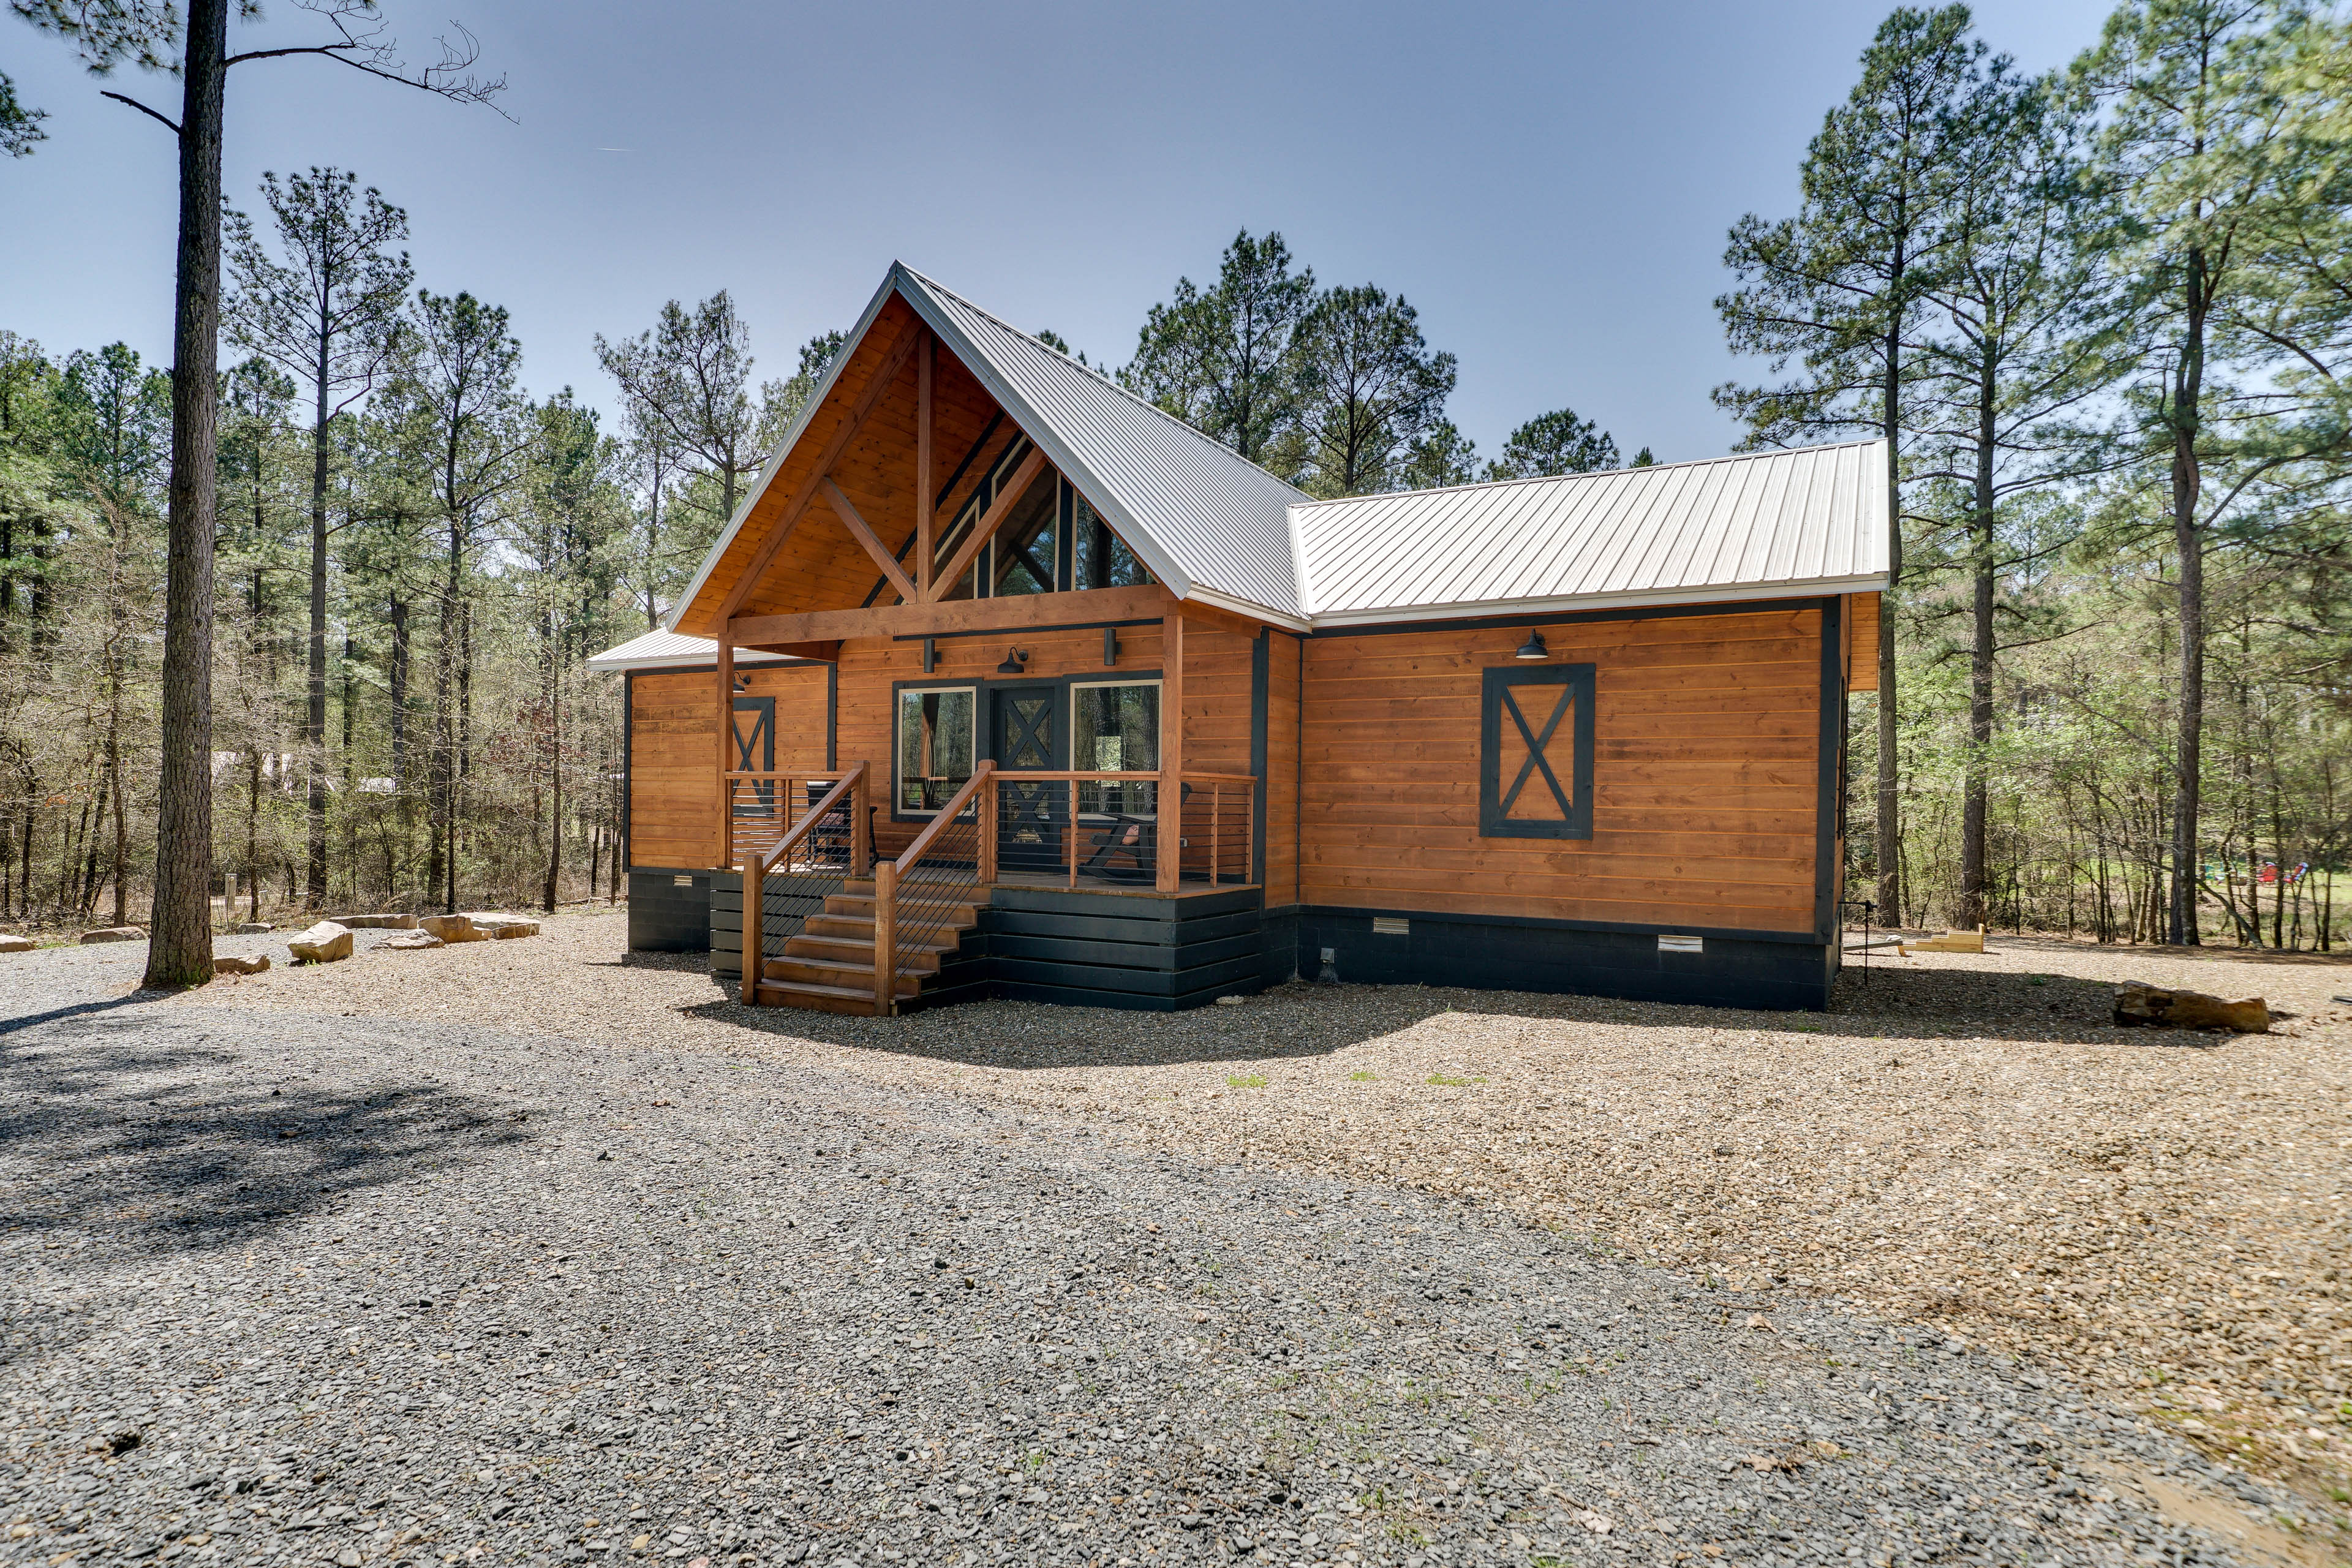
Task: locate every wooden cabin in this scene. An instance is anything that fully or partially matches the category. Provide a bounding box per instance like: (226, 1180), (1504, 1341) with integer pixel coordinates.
(589, 263), (1888, 1017)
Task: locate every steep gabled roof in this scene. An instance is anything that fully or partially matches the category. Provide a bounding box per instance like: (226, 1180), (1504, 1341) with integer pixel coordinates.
(1288, 441), (1890, 625)
(892, 268), (1311, 624)
(669, 264), (1889, 636)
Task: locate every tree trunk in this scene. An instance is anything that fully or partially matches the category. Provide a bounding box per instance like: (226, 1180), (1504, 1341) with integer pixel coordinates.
(304, 352), (330, 908)
(2167, 251), (2209, 946)
(1958, 363), (1997, 928)
(144, 0), (227, 989)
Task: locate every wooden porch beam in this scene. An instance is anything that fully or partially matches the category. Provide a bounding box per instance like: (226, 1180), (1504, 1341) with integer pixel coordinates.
(713, 315), (925, 625)
(916, 331), (934, 600)
(821, 478), (916, 605)
(731, 583), (1170, 647)
(925, 446), (1048, 602)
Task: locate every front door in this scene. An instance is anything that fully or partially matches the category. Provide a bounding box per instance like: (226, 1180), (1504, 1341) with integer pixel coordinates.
(991, 685), (1061, 875)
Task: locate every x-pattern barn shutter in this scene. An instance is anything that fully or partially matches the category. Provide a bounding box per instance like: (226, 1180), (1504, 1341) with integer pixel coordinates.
(1479, 663), (1595, 839)
(733, 695), (775, 813)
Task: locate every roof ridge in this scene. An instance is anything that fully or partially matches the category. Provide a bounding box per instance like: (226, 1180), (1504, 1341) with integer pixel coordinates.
(1284, 439), (1887, 510)
(895, 263), (1311, 501)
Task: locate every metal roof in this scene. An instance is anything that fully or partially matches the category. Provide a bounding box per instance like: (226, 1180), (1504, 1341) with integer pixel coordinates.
(666, 263), (1887, 635)
(1287, 441), (1890, 625)
(893, 267), (1313, 625)
(586, 628), (802, 673)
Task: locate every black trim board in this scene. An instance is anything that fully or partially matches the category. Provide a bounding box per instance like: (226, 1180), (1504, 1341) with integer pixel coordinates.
(891, 617), (1159, 643)
(1814, 594), (1842, 944)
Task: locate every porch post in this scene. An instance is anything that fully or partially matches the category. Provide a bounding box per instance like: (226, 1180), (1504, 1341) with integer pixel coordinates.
(1157, 608), (1185, 892)
(717, 624), (735, 870)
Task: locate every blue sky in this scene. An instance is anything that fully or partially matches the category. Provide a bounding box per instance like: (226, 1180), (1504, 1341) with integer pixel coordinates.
(6, 0), (2116, 467)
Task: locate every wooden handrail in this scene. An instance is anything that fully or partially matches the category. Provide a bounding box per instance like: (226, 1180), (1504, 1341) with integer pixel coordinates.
(892, 760), (995, 872)
(747, 764), (864, 876)
(741, 763), (866, 1006)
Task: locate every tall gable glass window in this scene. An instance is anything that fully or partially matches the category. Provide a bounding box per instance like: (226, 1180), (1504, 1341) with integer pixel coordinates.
(895, 687), (975, 813)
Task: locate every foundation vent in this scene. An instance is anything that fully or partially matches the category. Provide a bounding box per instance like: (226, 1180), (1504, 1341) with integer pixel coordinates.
(1371, 917), (1410, 937)
(1658, 933), (1703, 954)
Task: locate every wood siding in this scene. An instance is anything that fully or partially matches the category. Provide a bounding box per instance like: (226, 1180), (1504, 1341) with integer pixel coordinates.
(1265, 631), (1302, 908)
(1297, 607), (1827, 932)
(1845, 591), (1880, 692)
(628, 665), (831, 870)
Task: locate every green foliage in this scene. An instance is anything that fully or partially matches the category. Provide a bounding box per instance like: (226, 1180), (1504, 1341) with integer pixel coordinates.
(1486, 407), (1619, 478)
(1124, 229), (1317, 465)
(0, 66), (47, 156)
(1289, 284), (1457, 498)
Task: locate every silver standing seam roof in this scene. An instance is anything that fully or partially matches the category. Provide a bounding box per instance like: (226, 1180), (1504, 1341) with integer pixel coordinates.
(585, 628), (801, 673)
(663, 263), (1888, 638)
(1289, 440), (1889, 625)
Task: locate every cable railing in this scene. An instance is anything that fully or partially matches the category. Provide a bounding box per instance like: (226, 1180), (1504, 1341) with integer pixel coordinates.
(734, 764), (867, 1005)
(985, 771), (1257, 891)
(873, 761), (995, 1016)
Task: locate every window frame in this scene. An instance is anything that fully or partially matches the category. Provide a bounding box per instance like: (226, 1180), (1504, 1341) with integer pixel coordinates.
(1477, 663), (1596, 840)
(891, 682), (979, 820)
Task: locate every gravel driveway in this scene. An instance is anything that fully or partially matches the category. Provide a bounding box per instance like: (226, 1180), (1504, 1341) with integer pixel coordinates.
(0, 927), (2325, 1568)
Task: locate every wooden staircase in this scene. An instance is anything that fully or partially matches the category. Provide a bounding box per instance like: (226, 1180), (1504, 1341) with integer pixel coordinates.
(752, 876), (990, 1015)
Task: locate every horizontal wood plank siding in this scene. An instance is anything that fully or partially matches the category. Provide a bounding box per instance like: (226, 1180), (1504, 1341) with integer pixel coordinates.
(627, 665), (831, 871)
(1265, 630), (1302, 909)
(1297, 607), (1823, 932)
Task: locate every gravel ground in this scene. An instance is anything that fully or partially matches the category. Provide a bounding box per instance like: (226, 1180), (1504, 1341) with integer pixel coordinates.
(0, 918), (2339, 1568)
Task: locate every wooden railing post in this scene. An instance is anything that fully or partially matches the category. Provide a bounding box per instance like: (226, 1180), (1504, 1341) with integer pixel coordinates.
(872, 859), (897, 1017)
(741, 846), (763, 1006)
(977, 761), (999, 884)
(852, 766), (871, 872)
(717, 631), (734, 870)
(1158, 610), (1185, 892)
(1210, 783), (1221, 886)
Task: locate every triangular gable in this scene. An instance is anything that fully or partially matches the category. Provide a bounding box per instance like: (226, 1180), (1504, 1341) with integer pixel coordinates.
(670, 263), (1310, 639)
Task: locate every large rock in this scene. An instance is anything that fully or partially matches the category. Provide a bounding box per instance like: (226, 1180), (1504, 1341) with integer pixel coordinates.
(2113, 980), (2269, 1034)
(418, 913), (486, 943)
(287, 920), (353, 965)
(464, 911), (540, 939)
(80, 926), (145, 944)
(233, 921), (274, 935)
(380, 930), (446, 951)
(335, 913), (417, 930)
(0, 933), (34, 954)
(213, 953), (271, 976)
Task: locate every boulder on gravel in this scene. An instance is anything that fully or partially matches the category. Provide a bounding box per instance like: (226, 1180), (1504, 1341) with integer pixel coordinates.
(80, 926), (145, 944)
(463, 911), (540, 939)
(0, 933), (32, 954)
(232, 921), (274, 935)
(380, 930), (445, 951)
(418, 913), (486, 943)
(2113, 980), (2269, 1033)
(287, 920), (353, 964)
(213, 954), (270, 976)
(334, 913), (417, 929)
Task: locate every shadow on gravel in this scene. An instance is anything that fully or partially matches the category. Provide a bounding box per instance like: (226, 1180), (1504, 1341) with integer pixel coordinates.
(0, 1011), (529, 1283)
(683, 962), (2245, 1066)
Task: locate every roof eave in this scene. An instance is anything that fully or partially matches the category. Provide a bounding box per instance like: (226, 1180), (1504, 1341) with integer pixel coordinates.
(1303, 573), (1891, 630)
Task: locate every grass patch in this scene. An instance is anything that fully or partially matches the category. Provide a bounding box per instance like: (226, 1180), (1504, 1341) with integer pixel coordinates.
(1425, 1073), (1484, 1087)
(1348, 1069), (1378, 1082)
(1226, 1073), (1269, 1088)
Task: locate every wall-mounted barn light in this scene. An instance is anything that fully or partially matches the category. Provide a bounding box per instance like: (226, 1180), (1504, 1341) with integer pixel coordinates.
(996, 647), (1030, 676)
(921, 636), (937, 674)
(1515, 630), (1549, 662)
(1103, 627), (1119, 667)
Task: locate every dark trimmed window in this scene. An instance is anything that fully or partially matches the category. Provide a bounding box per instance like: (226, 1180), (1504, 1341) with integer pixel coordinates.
(1479, 664), (1595, 839)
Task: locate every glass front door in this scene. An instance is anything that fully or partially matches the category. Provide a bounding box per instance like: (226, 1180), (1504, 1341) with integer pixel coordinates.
(990, 685), (1061, 875)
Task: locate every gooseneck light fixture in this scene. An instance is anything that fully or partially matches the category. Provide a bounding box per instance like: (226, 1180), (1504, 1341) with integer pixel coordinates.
(1515, 630), (1549, 661)
(996, 647), (1030, 676)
